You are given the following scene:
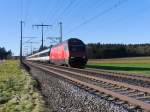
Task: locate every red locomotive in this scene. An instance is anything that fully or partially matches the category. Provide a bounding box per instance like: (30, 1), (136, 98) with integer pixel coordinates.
(26, 38), (88, 68)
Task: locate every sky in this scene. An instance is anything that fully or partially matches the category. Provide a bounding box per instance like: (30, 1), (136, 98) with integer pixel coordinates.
(0, 0), (150, 56)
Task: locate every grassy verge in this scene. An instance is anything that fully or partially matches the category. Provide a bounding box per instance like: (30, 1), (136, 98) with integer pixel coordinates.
(87, 57), (150, 76)
(0, 60), (45, 112)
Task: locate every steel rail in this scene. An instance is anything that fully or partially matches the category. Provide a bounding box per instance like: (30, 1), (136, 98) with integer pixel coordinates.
(27, 61), (150, 89)
(26, 61), (150, 111)
(86, 67), (150, 77)
(85, 68), (150, 81)
(46, 63), (150, 83)
(29, 61), (150, 94)
(29, 61), (150, 82)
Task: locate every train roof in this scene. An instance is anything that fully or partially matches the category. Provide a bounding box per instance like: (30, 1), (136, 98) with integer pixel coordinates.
(27, 48), (50, 58)
(52, 38), (83, 47)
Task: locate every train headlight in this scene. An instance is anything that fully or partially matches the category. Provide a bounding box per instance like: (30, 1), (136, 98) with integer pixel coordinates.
(70, 57), (74, 59)
(83, 56), (86, 58)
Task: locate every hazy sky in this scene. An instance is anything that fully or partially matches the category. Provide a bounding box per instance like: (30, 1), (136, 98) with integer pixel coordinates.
(0, 0), (150, 55)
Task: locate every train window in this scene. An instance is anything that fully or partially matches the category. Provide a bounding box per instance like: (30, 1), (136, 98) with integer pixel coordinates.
(70, 45), (85, 52)
(39, 51), (49, 57)
(44, 51), (49, 56)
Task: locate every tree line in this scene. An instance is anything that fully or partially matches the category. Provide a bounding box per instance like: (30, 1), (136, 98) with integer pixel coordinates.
(0, 47), (12, 59)
(86, 43), (150, 59)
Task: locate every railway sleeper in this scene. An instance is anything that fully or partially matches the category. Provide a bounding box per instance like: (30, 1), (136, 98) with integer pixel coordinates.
(115, 100), (126, 105)
(136, 96), (150, 100)
(100, 94), (110, 98)
(128, 105), (138, 110)
(122, 103), (142, 111)
(88, 88), (98, 93)
(100, 84), (115, 88)
(112, 88), (128, 92)
(128, 92), (145, 97)
(106, 97), (116, 101)
(144, 100), (150, 103)
(120, 90), (136, 95)
(106, 86), (122, 91)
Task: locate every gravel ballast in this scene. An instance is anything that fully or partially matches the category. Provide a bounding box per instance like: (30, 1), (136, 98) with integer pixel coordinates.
(30, 66), (131, 112)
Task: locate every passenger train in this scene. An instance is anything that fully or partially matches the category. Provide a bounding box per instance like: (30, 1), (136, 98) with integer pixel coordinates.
(26, 38), (88, 68)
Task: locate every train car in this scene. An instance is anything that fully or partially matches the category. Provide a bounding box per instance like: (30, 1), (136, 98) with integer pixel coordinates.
(50, 38), (87, 68)
(26, 48), (50, 62)
(26, 38), (88, 68)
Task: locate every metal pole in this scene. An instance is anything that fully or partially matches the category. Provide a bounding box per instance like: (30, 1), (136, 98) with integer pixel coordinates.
(31, 42), (33, 54)
(60, 22), (62, 43)
(42, 24), (44, 49)
(20, 21), (23, 63)
(32, 24), (52, 50)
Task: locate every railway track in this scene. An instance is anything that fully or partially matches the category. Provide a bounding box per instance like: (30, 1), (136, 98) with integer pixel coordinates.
(34, 62), (150, 88)
(25, 61), (150, 111)
(86, 67), (150, 82)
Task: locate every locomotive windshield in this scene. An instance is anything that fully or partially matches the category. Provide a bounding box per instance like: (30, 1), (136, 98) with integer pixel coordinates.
(70, 45), (85, 52)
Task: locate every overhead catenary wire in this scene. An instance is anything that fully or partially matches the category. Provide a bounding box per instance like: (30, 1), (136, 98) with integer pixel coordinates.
(45, 0), (64, 23)
(65, 0), (128, 35)
(56, 0), (106, 31)
(43, 0), (53, 22)
(60, 0), (107, 25)
(60, 0), (81, 19)
(23, 37), (38, 45)
(52, 0), (77, 24)
(24, 0), (32, 22)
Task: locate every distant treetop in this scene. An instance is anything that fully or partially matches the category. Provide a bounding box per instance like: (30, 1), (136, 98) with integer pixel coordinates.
(0, 47), (12, 59)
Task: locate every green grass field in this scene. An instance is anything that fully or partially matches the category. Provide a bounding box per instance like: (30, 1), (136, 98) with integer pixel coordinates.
(87, 57), (150, 76)
(0, 60), (45, 112)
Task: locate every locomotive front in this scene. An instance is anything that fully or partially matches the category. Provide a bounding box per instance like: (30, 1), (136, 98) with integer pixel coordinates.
(68, 38), (88, 68)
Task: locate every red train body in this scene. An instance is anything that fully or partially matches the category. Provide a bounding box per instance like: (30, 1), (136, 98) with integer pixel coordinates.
(26, 38), (88, 68)
(50, 38), (87, 67)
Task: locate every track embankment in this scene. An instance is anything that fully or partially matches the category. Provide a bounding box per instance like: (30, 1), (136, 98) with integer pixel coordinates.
(24, 61), (150, 112)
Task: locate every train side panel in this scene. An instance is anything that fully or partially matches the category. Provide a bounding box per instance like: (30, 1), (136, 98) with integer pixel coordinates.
(50, 42), (69, 65)
(26, 48), (50, 62)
